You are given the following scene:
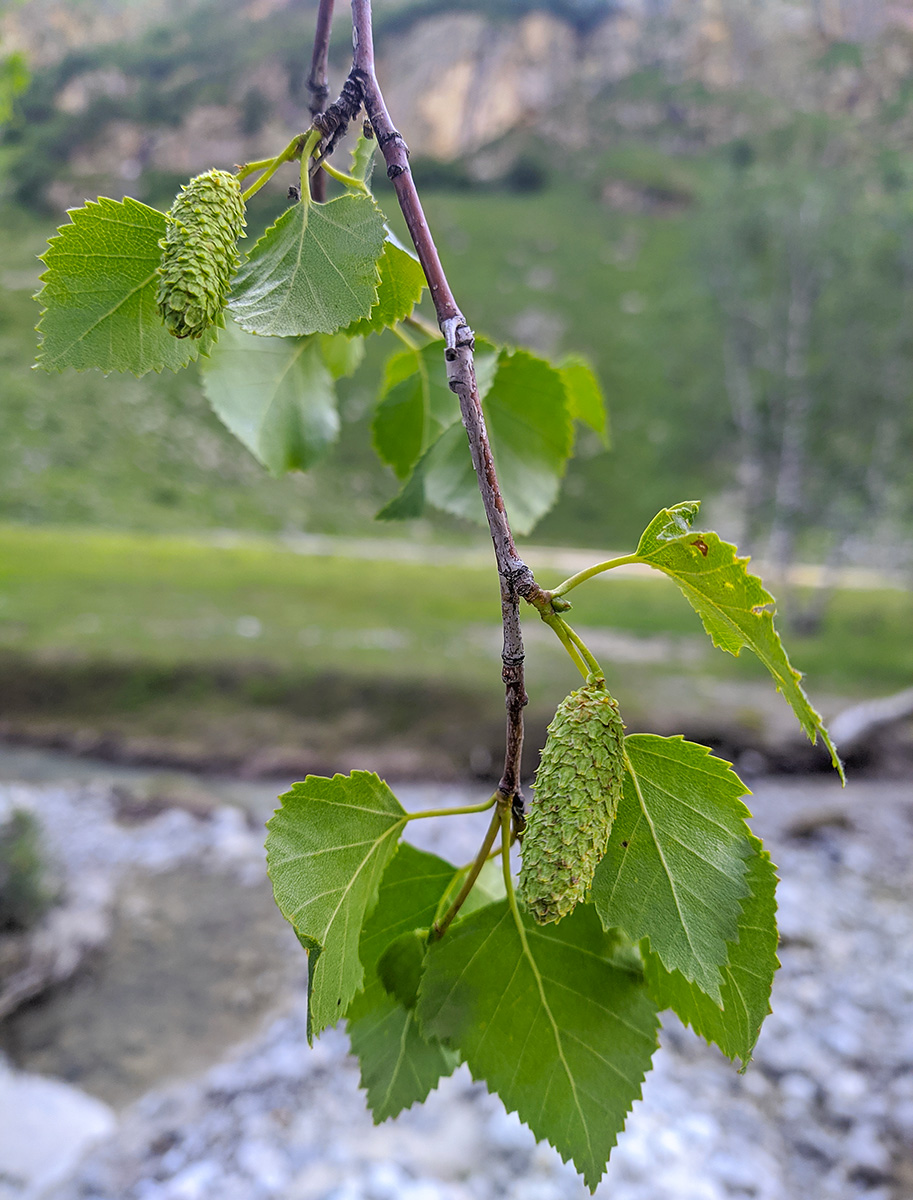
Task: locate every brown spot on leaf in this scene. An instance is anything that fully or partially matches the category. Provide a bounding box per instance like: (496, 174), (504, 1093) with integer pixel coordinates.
(692, 538), (709, 557)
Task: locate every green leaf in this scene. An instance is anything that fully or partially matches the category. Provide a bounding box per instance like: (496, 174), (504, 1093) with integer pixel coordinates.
(559, 355), (609, 445)
(349, 132), (377, 183)
(35, 196), (212, 376)
(375, 459), (428, 521)
(377, 929), (426, 1008)
(348, 989), (459, 1122)
(346, 843), (460, 1120)
(644, 836), (779, 1067)
(200, 319), (338, 475)
(266, 771), (406, 1041)
(372, 354), (429, 481)
(632, 502), (843, 778)
(435, 855), (506, 920)
(320, 332), (365, 379)
(482, 349), (574, 535)
(345, 240), (426, 336)
(372, 344), (460, 480)
(379, 348), (573, 534)
(229, 193), (386, 337)
(418, 900), (659, 1190)
(422, 418), (487, 525)
(591, 735), (753, 1004)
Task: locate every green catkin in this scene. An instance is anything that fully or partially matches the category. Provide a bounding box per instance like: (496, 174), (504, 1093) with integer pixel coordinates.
(519, 683), (625, 925)
(156, 169), (246, 339)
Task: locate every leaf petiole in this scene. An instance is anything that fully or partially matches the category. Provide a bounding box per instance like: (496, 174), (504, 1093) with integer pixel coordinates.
(431, 802), (504, 940)
(236, 156), (277, 182)
(405, 792), (498, 822)
(501, 806), (527, 935)
(551, 554), (641, 598)
(319, 160), (371, 194)
(403, 313), (442, 342)
(454, 833), (511, 874)
(241, 130), (320, 203)
(391, 324), (420, 350)
(538, 609), (589, 680)
(557, 618), (604, 681)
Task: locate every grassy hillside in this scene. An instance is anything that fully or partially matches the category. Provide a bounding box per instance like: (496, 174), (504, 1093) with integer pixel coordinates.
(0, 524), (907, 776)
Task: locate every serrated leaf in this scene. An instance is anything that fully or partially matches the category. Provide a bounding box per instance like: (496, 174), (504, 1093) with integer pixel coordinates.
(266, 771), (406, 1041)
(418, 900), (659, 1190)
(348, 992), (459, 1122)
(632, 502), (843, 778)
(644, 835), (779, 1067)
(346, 843), (460, 1120)
(345, 240), (426, 336)
(229, 193), (386, 337)
(320, 332), (365, 379)
(378, 347), (573, 534)
(35, 196), (213, 376)
(200, 318), (338, 475)
(560, 354), (609, 445)
(591, 735), (753, 1004)
(350, 132), (377, 183)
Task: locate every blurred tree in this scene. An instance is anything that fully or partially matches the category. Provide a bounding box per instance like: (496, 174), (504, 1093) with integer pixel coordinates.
(697, 156), (913, 618)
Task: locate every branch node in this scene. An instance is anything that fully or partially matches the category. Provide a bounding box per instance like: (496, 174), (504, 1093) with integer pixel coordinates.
(378, 127), (408, 152)
(386, 163), (405, 180)
(312, 73), (365, 160)
(307, 77), (330, 109)
(442, 316), (474, 354)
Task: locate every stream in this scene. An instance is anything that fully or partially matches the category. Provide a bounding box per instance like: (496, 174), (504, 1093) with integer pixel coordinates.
(0, 746), (911, 1200)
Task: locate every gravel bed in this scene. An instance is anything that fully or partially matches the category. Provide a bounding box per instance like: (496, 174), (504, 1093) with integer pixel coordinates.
(6, 778), (913, 1200)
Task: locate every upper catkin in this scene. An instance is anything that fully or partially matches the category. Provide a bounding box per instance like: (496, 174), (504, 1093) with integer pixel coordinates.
(518, 683), (625, 925)
(156, 169), (246, 339)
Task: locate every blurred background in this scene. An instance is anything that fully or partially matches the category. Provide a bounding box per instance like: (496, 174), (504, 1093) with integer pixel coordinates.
(0, 1), (911, 1198)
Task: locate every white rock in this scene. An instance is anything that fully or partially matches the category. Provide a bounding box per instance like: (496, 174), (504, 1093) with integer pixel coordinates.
(0, 1058), (116, 1200)
(842, 1122), (891, 1174)
(778, 1071), (817, 1103)
(160, 1160), (223, 1200)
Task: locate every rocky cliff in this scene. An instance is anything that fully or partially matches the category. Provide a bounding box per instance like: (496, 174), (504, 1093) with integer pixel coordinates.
(5, 0), (913, 202)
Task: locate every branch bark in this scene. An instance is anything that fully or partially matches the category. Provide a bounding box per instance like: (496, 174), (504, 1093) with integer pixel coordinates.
(306, 0), (335, 201)
(347, 0), (546, 805)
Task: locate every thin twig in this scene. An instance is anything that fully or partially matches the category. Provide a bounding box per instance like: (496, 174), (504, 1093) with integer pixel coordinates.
(430, 804), (504, 941)
(307, 0), (335, 201)
(348, 0), (550, 808)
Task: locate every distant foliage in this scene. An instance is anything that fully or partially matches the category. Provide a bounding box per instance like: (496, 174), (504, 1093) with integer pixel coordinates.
(0, 809), (52, 933)
(696, 151), (913, 570)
